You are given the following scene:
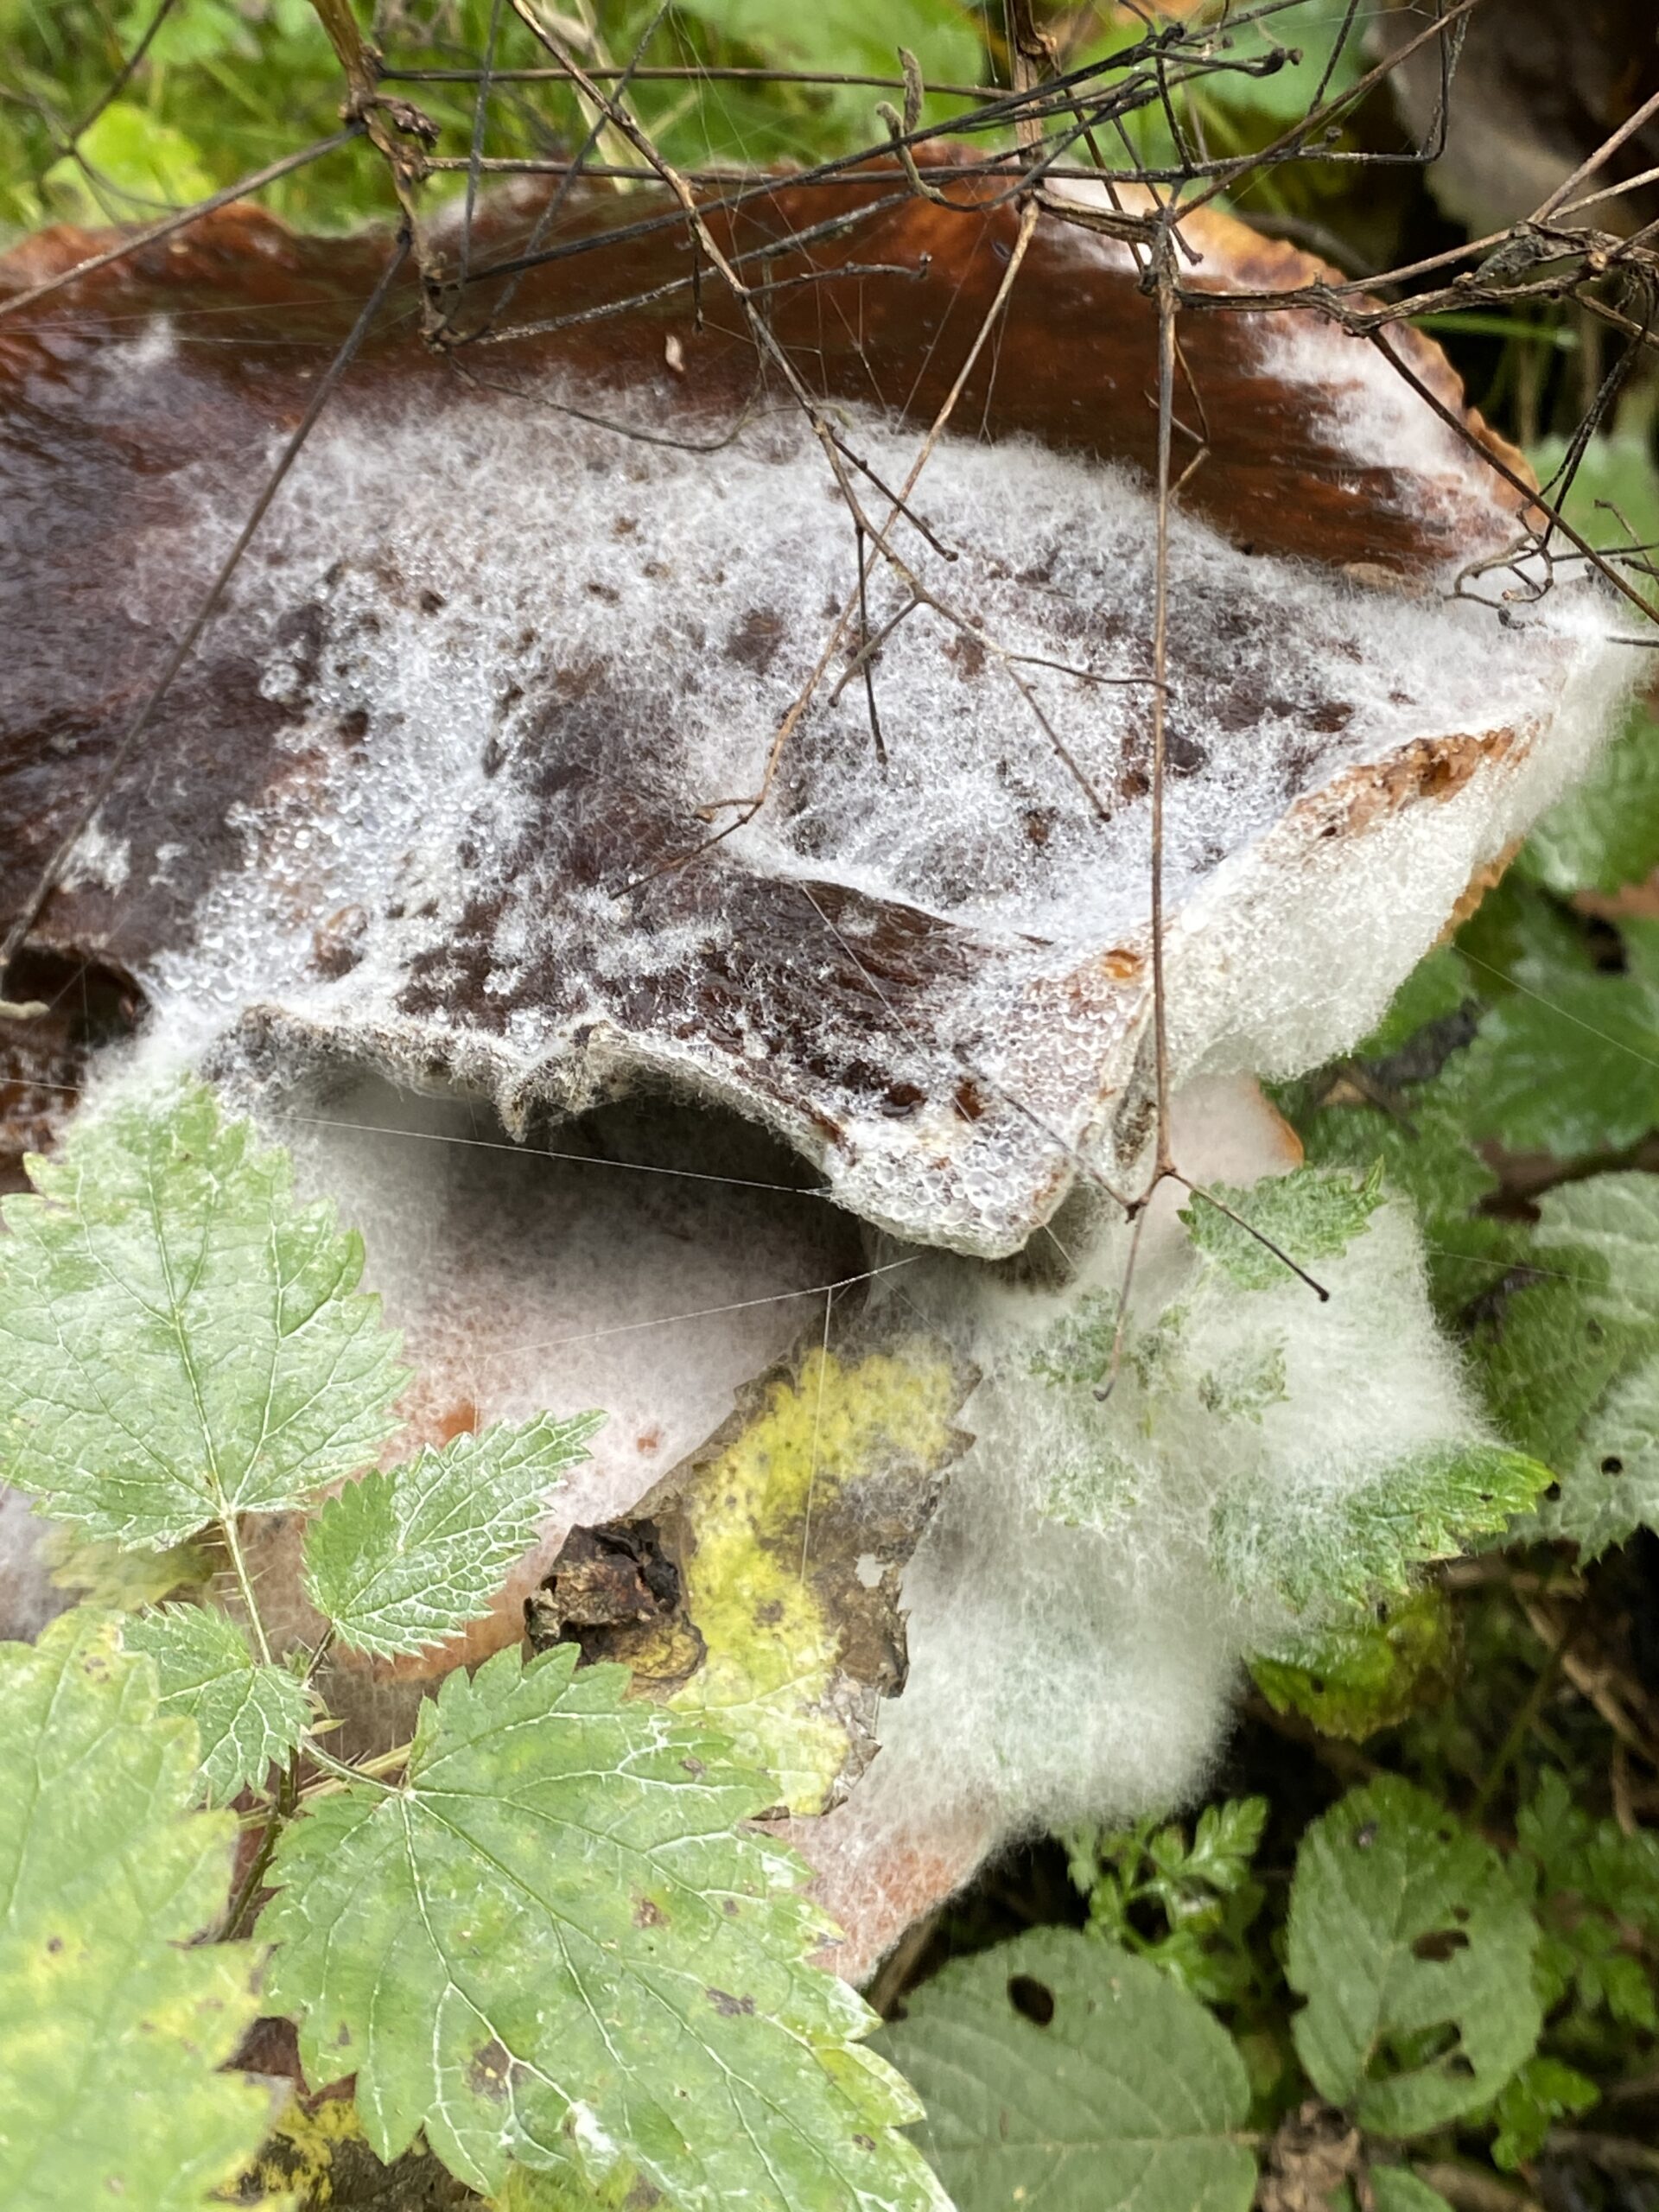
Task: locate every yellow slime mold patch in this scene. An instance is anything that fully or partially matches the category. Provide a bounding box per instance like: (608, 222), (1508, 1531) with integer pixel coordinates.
(530, 1333), (974, 1816)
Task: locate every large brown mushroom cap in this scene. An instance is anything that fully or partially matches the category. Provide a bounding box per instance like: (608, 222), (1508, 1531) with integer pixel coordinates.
(0, 171), (1624, 1249)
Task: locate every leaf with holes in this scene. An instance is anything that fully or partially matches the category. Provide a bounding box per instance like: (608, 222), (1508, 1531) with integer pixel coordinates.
(124, 1602), (311, 1804)
(304, 1410), (603, 1658)
(0, 1608), (269, 2211)
(1287, 1777), (1542, 2135)
(1490, 1173), (1659, 1555)
(872, 1926), (1255, 2212)
(0, 1078), (406, 1548)
(263, 1641), (948, 2210)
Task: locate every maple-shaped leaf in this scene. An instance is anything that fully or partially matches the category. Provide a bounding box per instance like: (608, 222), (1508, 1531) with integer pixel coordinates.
(264, 1643), (948, 2211)
(125, 1602), (312, 1804)
(0, 1079), (407, 1547)
(0, 1609), (269, 2210)
(304, 1411), (603, 1658)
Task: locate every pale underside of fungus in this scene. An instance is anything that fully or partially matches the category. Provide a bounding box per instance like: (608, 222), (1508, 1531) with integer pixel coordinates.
(0, 166), (1634, 1974)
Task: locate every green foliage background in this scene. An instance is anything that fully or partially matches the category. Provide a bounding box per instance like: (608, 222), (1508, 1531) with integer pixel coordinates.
(6, 1), (1659, 2208)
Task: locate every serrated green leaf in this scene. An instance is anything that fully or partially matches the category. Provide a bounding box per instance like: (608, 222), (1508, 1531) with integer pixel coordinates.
(872, 1926), (1256, 2212)
(1459, 969), (1659, 1157)
(0, 1609), (269, 2211)
(1215, 1445), (1549, 1611)
(1522, 696), (1659, 896)
(124, 1602), (311, 1804)
(264, 1642), (946, 2210)
(1181, 1165), (1386, 1291)
(305, 1410), (603, 1659)
(1287, 1778), (1542, 2135)
(0, 1078), (407, 1548)
(1251, 1590), (1459, 1741)
(1493, 1174), (1659, 1554)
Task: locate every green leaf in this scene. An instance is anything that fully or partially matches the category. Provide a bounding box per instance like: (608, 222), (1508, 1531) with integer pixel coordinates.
(1512, 1771), (1659, 2027)
(0, 1609), (269, 2211)
(124, 1602), (311, 1805)
(1490, 2056), (1598, 2170)
(1182, 1798), (1269, 1895)
(1529, 424), (1659, 631)
(1287, 1778), (1542, 2135)
(304, 1410), (603, 1659)
(264, 1643), (944, 2209)
(872, 1927), (1256, 2212)
(1459, 969), (1659, 1157)
(43, 100), (215, 216)
(1215, 1445), (1549, 1611)
(491, 2164), (645, 2210)
(40, 1522), (210, 1611)
(1180, 1164), (1386, 1290)
(1355, 947), (1474, 1059)
(1369, 2173), (1455, 2212)
(675, 0), (981, 94)
(1252, 1589), (1459, 1741)
(1495, 1174), (1659, 1554)
(1522, 696), (1659, 896)
(0, 1078), (406, 1548)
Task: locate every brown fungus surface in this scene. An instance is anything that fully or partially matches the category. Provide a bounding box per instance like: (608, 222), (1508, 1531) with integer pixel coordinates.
(0, 168), (1624, 1255)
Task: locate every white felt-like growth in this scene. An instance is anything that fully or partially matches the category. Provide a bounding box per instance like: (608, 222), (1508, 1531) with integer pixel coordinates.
(87, 356), (1631, 1252)
(2, 312), (1635, 1973)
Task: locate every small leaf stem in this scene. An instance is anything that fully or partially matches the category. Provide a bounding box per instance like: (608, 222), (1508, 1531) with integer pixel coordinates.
(218, 1513), (274, 1667)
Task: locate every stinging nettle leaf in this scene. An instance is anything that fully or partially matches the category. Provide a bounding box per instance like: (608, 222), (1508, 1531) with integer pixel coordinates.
(1499, 1173), (1659, 1556)
(305, 1409), (604, 1658)
(0, 1609), (270, 2211)
(124, 1601), (312, 1804)
(1287, 1777), (1542, 2136)
(1214, 1443), (1549, 1611)
(0, 1078), (407, 1548)
(872, 1925), (1256, 2212)
(264, 1641), (948, 2211)
(1180, 1164), (1386, 1291)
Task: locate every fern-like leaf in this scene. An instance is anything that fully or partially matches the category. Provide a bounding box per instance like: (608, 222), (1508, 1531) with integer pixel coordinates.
(1181, 1163), (1385, 1290)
